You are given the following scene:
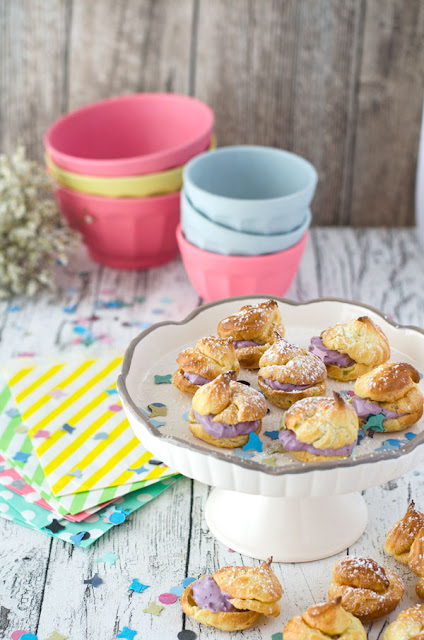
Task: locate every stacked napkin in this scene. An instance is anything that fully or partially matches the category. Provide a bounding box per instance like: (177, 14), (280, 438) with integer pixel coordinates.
(0, 355), (179, 547)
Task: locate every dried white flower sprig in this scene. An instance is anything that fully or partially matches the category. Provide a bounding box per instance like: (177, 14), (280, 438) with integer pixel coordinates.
(0, 146), (77, 298)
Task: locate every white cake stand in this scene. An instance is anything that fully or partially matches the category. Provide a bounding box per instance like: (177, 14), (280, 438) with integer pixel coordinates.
(118, 296), (424, 562)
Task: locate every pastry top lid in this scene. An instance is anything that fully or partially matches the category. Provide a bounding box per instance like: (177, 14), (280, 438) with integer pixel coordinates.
(354, 361), (420, 402)
(213, 557), (282, 603)
(192, 372), (267, 424)
(322, 316), (390, 366)
(217, 300), (284, 342)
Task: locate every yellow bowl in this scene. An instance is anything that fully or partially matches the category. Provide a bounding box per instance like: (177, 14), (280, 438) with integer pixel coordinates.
(46, 135), (216, 198)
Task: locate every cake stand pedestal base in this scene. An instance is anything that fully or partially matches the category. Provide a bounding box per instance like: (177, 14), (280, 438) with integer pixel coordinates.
(205, 489), (368, 563)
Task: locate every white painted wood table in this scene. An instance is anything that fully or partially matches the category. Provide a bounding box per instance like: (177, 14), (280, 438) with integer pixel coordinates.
(1, 228), (424, 640)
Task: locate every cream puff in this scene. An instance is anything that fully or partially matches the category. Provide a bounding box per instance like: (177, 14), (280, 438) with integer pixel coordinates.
(381, 604), (424, 640)
(284, 598), (366, 640)
(189, 371), (267, 448)
(258, 333), (327, 409)
(352, 362), (423, 432)
(181, 558), (282, 632)
(385, 501), (424, 565)
(309, 316), (390, 381)
(328, 556), (404, 623)
(280, 392), (359, 462)
(217, 299), (285, 369)
(173, 335), (240, 395)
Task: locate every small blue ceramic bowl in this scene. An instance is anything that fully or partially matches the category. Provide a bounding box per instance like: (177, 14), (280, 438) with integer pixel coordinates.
(181, 190), (311, 256)
(183, 145), (317, 235)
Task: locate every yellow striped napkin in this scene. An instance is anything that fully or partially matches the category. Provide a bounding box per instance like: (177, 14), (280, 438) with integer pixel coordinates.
(4, 357), (169, 497)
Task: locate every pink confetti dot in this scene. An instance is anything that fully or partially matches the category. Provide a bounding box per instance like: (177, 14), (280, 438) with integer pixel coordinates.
(158, 592), (177, 605)
(109, 404), (122, 412)
(11, 632), (29, 640)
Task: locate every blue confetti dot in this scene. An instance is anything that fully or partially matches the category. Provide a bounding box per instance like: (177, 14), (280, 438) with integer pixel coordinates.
(182, 577), (196, 588)
(405, 432), (417, 441)
(170, 584), (185, 597)
(182, 411), (190, 422)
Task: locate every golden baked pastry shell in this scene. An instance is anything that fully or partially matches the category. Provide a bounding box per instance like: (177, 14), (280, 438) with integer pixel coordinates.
(325, 361), (376, 381)
(181, 582), (260, 631)
(189, 418), (261, 449)
(258, 377), (326, 409)
(328, 567), (404, 623)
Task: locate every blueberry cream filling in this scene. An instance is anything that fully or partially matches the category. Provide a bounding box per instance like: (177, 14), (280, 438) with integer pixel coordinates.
(183, 371), (211, 386)
(309, 336), (355, 367)
(279, 428), (355, 457)
(233, 340), (259, 348)
(262, 379), (315, 392)
(351, 395), (407, 421)
(191, 575), (235, 612)
(192, 410), (260, 439)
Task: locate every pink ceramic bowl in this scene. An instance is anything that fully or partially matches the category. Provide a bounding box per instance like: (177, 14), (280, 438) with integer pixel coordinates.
(176, 224), (307, 301)
(55, 185), (180, 269)
(45, 93), (214, 177)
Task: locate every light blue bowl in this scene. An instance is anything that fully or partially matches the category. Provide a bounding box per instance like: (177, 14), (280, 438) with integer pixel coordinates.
(183, 145), (317, 235)
(181, 190), (311, 256)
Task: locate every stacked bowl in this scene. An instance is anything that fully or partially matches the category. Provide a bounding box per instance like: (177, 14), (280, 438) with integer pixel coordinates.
(178, 146), (317, 301)
(44, 93), (214, 269)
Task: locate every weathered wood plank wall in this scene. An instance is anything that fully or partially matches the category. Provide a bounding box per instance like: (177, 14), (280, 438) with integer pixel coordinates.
(1, 0), (423, 226)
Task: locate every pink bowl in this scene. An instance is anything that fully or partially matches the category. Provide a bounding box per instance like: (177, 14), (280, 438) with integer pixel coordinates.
(55, 185), (180, 270)
(176, 224), (307, 301)
(45, 93), (214, 177)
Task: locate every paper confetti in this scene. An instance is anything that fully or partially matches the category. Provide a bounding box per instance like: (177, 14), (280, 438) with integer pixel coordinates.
(61, 424), (75, 434)
(177, 631), (197, 640)
(109, 404), (122, 412)
(158, 592), (177, 604)
(103, 507), (129, 525)
(12, 451), (30, 463)
(182, 577), (196, 588)
(44, 519), (65, 534)
(128, 466), (149, 475)
(48, 389), (67, 400)
(6, 408), (20, 418)
(43, 632), (68, 640)
(148, 402), (167, 417)
(83, 573), (103, 588)
(271, 634), (283, 640)
(242, 432), (263, 452)
(66, 469), (82, 478)
(234, 448), (255, 459)
(33, 430), (50, 438)
(93, 432), (108, 440)
(154, 374), (172, 384)
(129, 579), (149, 593)
(262, 456), (277, 467)
(169, 585), (185, 597)
(182, 411), (190, 422)
(142, 602), (164, 616)
(117, 628), (137, 640)
(264, 430), (279, 440)
(70, 531), (90, 546)
(96, 552), (118, 565)
(150, 419), (166, 428)
(362, 413), (386, 432)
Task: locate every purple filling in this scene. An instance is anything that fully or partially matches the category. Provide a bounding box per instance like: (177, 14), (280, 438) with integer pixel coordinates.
(184, 371), (211, 386)
(262, 379), (315, 392)
(351, 395), (406, 421)
(233, 340), (259, 348)
(193, 410), (260, 439)
(309, 336), (355, 367)
(191, 575), (235, 612)
(279, 428), (355, 457)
